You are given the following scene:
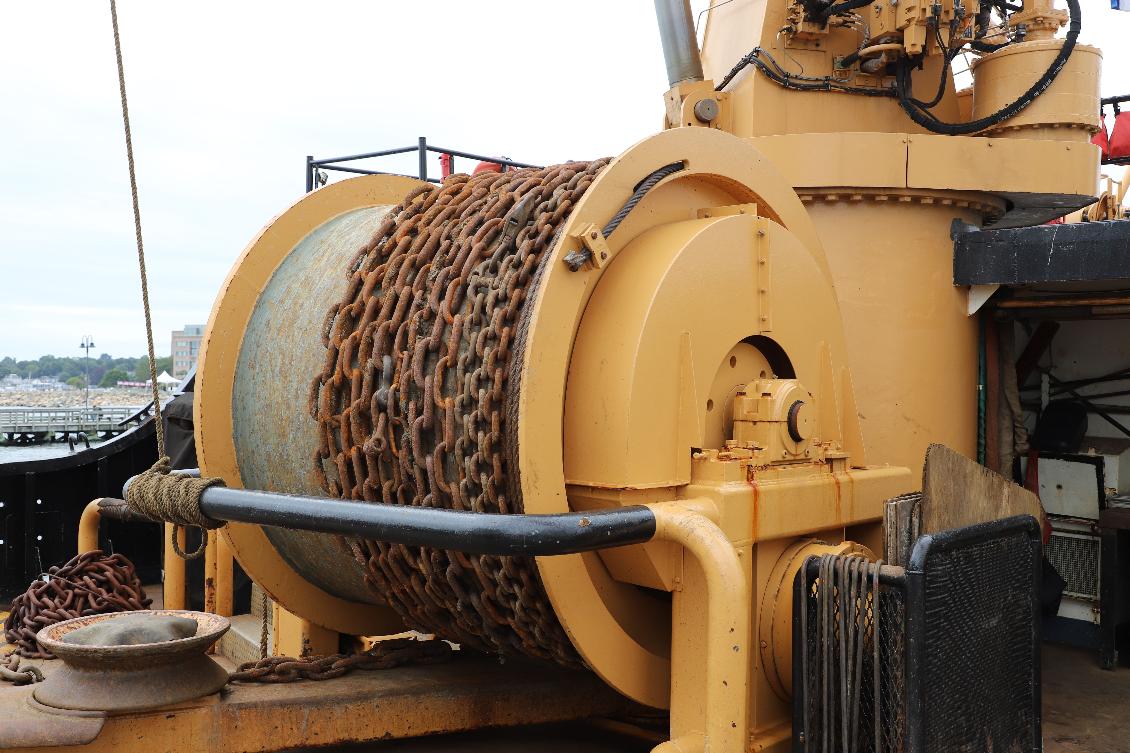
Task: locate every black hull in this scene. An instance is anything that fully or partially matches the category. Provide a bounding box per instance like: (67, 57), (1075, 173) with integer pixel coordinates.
(1, 420), (161, 600)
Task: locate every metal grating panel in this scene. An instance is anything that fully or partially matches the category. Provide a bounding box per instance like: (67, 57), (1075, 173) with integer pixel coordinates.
(917, 526), (1039, 753)
(795, 516), (1041, 753)
(1046, 531), (1100, 600)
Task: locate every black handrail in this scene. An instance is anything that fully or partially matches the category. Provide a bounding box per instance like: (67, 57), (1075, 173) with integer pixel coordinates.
(122, 478), (656, 557)
(305, 137), (542, 192)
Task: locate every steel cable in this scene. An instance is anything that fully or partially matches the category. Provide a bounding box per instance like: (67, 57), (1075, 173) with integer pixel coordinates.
(810, 553), (885, 752)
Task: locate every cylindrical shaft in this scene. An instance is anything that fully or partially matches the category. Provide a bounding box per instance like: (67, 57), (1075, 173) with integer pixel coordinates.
(654, 0), (703, 86)
(196, 486), (656, 556)
(123, 477), (658, 557)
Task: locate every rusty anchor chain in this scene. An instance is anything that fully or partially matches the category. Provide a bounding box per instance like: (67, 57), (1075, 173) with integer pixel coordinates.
(0, 652), (44, 685)
(229, 636), (453, 683)
(1, 547), (444, 686)
(2, 550), (151, 659)
(309, 160), (610, 666)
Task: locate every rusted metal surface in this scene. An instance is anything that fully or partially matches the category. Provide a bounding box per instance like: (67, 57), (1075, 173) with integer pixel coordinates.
(308, 162), (609, 665)
(0, 690), (106, 749)
(229, 636), (450, 682)
(94, 497), (155, 524)
(3, 551), (151, 658)
(0, 653), (43, 685)
(234, 205), (397, 605)
(0, 654), (626, 752)
(31, 610), (229, 713)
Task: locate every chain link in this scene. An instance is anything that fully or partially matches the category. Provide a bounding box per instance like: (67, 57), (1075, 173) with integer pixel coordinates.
(309, 161), (609, 665)
(0, 652), (45, 685)
(229, 636), (452, 683)
(2, 550), (151, 659)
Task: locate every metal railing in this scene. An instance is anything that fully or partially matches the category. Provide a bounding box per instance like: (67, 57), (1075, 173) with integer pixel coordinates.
(0, 406), (143, 435)
(305, 137), (541, 192)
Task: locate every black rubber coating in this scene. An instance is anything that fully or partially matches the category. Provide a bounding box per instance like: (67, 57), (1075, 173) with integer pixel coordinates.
(787, 400), (807, 443)
(193, 486), (657, 557)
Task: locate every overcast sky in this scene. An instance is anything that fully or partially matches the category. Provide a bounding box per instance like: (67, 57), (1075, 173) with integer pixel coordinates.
(1, 1), (1127, 361)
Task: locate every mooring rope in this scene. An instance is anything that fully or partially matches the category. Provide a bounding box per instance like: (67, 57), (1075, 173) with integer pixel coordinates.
(124, 458), (225, 559)
(110, 0), (225, 560)
(110, 0), (163, 458)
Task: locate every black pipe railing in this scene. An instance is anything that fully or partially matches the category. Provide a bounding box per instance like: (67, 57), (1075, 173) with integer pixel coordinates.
(305, 137), (541, 192)
(123, 476), (657, 557)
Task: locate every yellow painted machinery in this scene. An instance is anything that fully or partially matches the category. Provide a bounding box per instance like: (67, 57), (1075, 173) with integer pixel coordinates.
(1, 1), (1106, 752)
(196, 126), (912, 751)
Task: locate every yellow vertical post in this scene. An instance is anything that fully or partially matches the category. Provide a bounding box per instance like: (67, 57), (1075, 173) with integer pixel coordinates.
(204, 531), (217, 615)
(272, 602), (339, 658)
(649, 500), (750, 753)
(163, 523), (186, 610)
(215, 533), (234, 617)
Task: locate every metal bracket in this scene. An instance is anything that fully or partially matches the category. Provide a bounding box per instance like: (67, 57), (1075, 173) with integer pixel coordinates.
(696, 203), (758, 219)
(564, 223), (611, 271)
(756, 217), (772, 332)
(694, 206), (770, 329)
(967, 284), (1000, 316)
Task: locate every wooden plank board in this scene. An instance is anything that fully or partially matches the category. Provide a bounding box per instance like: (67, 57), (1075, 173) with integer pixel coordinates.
(920, 443), (1044, 534)
(884, 493), (921, 567)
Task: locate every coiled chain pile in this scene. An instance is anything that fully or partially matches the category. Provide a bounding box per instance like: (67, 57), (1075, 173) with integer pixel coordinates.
(3, 550), (151, 658)
(310, 160), (609, 665)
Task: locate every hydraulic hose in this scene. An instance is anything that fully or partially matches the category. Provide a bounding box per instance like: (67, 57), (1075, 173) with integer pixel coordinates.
(819, 0), (873, 21)
(970, 39), (1012, 54)
(896, 0), (1080, 135)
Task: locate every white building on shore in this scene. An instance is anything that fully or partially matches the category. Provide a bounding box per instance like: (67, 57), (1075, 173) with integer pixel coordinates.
(0, 375), (64, 392)
(171, 324), (205, 379)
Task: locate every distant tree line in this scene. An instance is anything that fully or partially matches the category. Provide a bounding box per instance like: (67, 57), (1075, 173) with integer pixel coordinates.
(0, 354), (174, 388)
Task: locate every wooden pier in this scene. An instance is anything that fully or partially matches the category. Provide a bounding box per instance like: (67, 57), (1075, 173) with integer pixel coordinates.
(0, 406), (148, 445)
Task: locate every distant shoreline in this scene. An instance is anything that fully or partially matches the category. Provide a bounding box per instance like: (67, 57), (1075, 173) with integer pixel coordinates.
(0, 388), (158, 409)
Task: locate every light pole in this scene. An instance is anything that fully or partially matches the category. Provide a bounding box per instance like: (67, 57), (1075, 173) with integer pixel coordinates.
(79, 335), (96, 411)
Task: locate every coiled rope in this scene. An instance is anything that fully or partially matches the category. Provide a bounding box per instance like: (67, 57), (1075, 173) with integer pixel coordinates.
(124, 458), (225, 528)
